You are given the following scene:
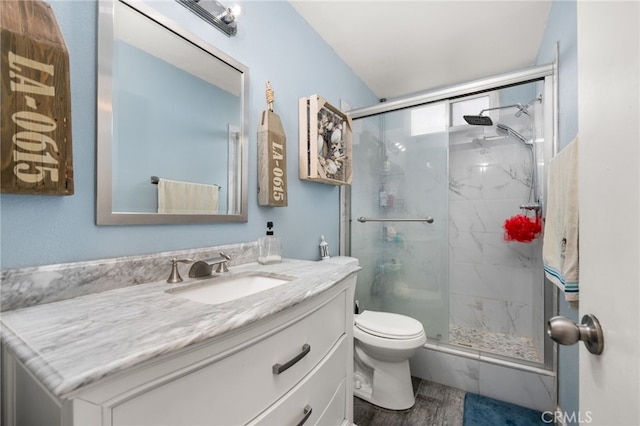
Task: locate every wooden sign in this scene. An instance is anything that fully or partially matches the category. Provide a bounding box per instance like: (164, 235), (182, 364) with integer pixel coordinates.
(299, 94), (352, 186)
(258, 110), (288, 206)
(257, 82), (287, 206)
(1, 0), (74, 195)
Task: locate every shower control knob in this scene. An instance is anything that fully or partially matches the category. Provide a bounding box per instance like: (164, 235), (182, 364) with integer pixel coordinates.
(547, 314), (604, 355)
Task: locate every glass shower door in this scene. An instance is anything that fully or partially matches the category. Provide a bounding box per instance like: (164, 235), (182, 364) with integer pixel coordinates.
(351, 103), (450, 342)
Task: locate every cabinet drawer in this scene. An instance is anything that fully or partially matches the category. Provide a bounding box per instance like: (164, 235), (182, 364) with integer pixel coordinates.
(111, 290), (346, 426)
(316, 377), (347, 426)
(249, 337), (347, 426)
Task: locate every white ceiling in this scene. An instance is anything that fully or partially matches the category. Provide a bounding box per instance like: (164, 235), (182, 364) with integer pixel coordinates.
(289, 1), (552, 100)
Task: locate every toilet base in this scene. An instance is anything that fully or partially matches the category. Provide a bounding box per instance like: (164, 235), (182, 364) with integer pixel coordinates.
(353, 358), (416, 410)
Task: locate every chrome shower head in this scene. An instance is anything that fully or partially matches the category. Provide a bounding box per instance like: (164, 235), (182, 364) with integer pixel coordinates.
(496, 123), (529, 145)
(463, 115), (493, 126)
(466, 96), (542, 126)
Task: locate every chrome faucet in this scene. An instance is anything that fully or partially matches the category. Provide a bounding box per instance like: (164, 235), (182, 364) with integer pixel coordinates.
(188, 252), (232, 278)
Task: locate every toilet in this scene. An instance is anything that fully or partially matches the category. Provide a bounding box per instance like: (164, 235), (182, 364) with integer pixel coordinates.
(353, 310), (426, 410)
(320, 256), (427, 410)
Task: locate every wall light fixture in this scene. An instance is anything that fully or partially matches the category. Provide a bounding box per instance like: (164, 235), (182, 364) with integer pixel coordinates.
(175, 0), (240, 37)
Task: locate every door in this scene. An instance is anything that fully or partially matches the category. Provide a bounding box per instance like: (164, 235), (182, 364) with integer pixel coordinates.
(350, 103), (450, 341)
(578, 2), (640, 425)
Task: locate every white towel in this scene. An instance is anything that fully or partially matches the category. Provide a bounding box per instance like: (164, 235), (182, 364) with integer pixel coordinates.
(543, 138), (579, 301)
(157, 178), (219, 214)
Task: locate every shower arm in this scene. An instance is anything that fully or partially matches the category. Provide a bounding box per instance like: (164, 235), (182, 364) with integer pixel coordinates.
(478, 103), (524, 116)
(479, 95), (542, 118)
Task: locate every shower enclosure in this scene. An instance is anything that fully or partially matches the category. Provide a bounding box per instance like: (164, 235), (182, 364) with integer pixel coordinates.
(346, 67), (555, 370)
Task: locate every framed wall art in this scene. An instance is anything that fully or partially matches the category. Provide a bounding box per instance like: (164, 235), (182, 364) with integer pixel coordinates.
(298, 94), (352, 186)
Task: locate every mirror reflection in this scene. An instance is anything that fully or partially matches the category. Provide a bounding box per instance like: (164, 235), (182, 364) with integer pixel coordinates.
(97, 0), (248, 224)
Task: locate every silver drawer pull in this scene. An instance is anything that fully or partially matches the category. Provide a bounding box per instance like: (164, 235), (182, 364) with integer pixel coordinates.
(272, 344), (311, 374)
(295, 405), (312, 426)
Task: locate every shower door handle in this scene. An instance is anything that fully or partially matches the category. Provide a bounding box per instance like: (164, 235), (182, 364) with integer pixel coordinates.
(356, 216), (434, 223)
(547, 314), (604, 355)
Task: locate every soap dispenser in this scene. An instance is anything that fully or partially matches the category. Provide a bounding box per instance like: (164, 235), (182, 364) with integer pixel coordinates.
(258, 221), (282, 265)
(319, 235), (330, 260)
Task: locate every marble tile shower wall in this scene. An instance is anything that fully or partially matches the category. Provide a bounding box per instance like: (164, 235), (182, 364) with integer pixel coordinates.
(448, 134), (542, 342)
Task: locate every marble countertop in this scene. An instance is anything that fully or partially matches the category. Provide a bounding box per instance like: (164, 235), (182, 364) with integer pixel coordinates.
(0, 259), (359, 398)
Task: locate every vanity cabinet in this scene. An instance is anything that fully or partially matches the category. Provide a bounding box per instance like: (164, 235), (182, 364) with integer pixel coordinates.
(2, 275), (356, 426)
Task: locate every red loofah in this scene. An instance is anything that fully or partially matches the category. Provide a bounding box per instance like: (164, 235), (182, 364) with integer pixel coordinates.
(503, 214), (541, 243)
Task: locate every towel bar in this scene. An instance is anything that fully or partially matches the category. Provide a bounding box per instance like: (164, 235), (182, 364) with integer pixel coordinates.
(150, 176), (221, 189)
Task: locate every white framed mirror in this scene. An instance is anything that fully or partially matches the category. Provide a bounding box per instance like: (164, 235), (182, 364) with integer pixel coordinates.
(97, 0), (248, 225)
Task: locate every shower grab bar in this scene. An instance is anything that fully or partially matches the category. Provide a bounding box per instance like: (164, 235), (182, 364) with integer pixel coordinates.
(357, 216), (434, 224)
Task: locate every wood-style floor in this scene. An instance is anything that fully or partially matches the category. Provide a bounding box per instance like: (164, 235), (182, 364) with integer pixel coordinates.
(354, 378), (466, 426)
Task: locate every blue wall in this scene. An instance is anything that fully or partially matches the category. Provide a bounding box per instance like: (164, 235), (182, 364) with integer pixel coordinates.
(0, 1), (377, 269)
(537, 0), (578, 151)
(536, 0), (579, 421)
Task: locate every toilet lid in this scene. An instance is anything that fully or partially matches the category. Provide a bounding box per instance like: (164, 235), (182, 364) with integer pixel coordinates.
(355, 311), (425, 340)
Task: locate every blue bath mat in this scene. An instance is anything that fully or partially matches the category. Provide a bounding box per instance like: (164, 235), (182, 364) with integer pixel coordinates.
(463, 393), (546, 426)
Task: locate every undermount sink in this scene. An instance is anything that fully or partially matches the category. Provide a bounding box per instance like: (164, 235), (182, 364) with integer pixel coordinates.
(167, 273), (293, 305)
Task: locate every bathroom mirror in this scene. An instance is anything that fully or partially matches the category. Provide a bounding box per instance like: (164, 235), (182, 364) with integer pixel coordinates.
(97, 0), (248, 224)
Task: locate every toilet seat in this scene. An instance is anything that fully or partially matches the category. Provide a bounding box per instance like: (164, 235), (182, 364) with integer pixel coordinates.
(355, 310), (424, 340)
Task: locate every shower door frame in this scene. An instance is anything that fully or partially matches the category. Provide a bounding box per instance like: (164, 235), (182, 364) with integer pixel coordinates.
(341, 63), (557, 371)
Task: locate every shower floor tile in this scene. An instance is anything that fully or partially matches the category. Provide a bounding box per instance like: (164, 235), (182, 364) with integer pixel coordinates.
(449, 325), (540, 362)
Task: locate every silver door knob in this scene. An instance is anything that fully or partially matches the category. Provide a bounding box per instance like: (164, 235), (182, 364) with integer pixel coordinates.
(547, 314), (604, 355)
